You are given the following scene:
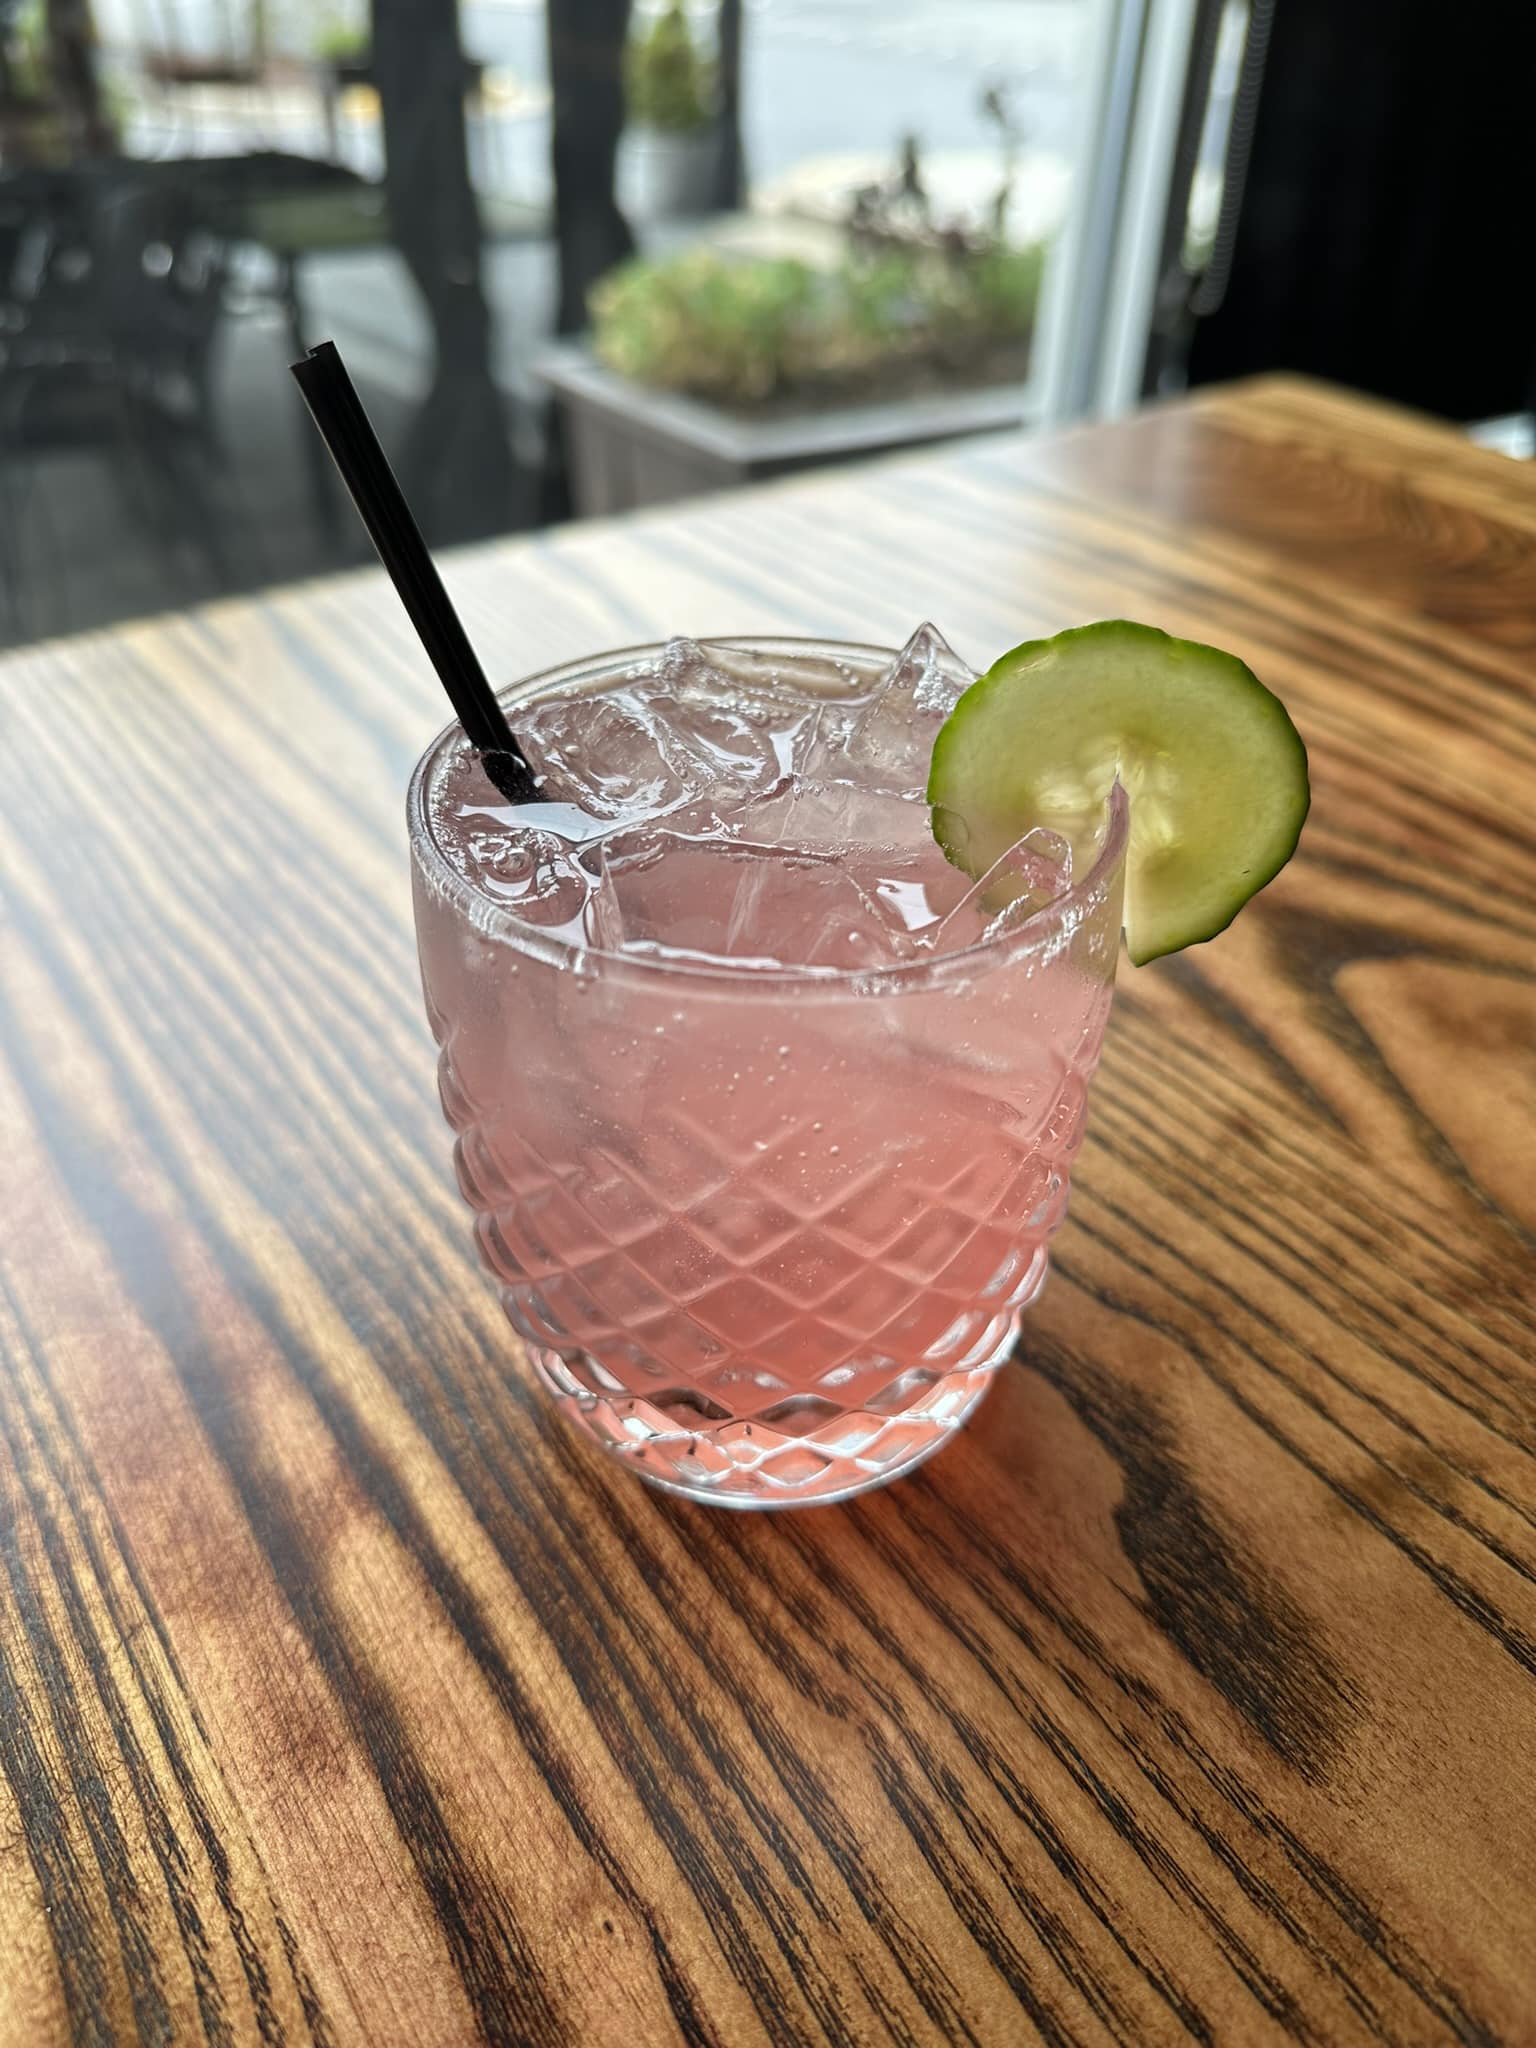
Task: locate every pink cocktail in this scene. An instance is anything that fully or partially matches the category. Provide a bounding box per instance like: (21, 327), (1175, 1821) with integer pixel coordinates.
(409, 632), (1127, 1506)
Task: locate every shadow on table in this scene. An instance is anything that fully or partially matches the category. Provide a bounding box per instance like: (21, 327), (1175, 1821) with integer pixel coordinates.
(634, 1339), (1359, 1791)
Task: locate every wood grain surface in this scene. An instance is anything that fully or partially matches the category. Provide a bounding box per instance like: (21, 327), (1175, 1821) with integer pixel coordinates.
(0, 376), (1533, 2047)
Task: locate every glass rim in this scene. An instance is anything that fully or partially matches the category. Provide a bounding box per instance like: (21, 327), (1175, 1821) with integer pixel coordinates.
(406, 634), (1130, 998)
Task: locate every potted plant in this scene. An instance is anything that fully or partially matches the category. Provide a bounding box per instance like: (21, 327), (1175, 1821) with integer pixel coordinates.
(537, 127), (1050, 517)
(622, 2), (719, 220)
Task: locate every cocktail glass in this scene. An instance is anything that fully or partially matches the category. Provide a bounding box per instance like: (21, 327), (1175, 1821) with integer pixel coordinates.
(408, 637), (1128, 1507)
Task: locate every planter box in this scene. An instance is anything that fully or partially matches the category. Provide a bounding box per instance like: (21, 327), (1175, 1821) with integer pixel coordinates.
(535, 344), (1032, 518)
(619, 125), (721, 221)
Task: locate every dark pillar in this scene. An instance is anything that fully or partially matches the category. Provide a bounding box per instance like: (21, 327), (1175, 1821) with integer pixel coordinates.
(44, 0), (116, 156)
(546, 0), (635, 335)
(712, 0), (745, 212)
(371, 0), (519, 542)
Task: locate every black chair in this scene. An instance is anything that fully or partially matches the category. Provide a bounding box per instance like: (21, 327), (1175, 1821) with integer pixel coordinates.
(0, 162), (238, 636)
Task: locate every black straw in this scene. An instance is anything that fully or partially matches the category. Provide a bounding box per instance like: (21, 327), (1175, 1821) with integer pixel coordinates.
(290, 340), (539, 805)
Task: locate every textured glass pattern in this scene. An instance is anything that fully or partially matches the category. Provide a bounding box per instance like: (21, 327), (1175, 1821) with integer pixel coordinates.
(436, 1014), (1099, 1504)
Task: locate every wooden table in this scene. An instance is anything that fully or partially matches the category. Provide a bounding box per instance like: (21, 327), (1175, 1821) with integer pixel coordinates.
(1, 378), (1532, 2047)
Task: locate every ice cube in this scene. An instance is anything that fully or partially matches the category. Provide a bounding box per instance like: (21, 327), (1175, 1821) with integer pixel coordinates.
(594, 825), (915, 971)
(581, 859), (630, 952)
(517, 689), (692, 822)
(657, 638), (878, 787)
(820, 623), (976, 792)
(925, 828), (1074, 955)
(725, 776), (917, 847)
(581, 800), (757, 963)
(639, 637), (812, 799)
(429, 745), (496, 870)
(663, 637), (864, 705)
(731, 779), (961, 937)
(465, 825), (592, 937)
(796, 885), (918, 972)
(644, 688), (799, 801)
(795, 698), (864, 780)
(517, 639), (814, 819)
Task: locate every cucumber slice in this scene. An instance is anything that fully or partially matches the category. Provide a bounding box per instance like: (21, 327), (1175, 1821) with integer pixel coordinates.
(926, 620), (1309, 965)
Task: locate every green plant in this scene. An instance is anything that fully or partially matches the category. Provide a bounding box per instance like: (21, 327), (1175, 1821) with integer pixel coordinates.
(593, 251), (816, 402)
(590, 239), (1048, 409)
(5, 0), (50, 100)
(930, 243), (1047, 343)
(312, 11), (369, 64)
(625, 2), (714, 133)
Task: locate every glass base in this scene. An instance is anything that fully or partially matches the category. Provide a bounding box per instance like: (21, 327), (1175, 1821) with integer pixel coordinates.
(527, 1310), (1022, 1508)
